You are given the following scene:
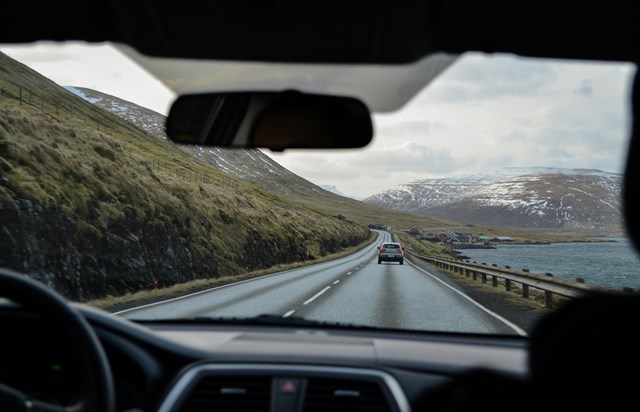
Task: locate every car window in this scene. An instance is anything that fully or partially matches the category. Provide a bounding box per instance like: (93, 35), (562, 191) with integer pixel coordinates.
(0, 43), (636, 336)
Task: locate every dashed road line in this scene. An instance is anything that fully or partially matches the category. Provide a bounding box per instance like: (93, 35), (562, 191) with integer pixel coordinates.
(283, 310), (296, 318)
(333, 280), (340, 285)
(303, 286), (331, 305)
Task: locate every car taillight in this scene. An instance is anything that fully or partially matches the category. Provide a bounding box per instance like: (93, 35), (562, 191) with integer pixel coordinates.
(399, 248), (403, 253)
(379, 248), (386, 253)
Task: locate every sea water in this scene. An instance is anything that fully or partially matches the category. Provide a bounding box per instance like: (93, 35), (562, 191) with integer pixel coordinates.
(459, 238), (640, 291)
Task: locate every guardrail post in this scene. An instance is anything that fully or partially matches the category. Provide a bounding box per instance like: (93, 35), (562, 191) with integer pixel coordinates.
(409, 254), (602, 308)
(545, 291), (554, 308)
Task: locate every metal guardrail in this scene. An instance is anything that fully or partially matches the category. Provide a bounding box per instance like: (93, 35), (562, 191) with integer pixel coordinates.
(405, 250), (630, 308)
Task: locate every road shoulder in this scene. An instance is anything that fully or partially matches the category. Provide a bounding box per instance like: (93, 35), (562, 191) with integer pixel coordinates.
(406, 255), (553, 335)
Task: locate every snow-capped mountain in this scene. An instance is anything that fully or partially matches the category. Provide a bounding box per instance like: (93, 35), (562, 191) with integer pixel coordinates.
(67, 87), (334, 198)
(365, 167), (624, 235)
(65, 87), (166, 136)
(319, 185), (363, 200)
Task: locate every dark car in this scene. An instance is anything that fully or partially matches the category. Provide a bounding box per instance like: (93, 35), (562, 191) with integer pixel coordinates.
(378, 242), (405, 265)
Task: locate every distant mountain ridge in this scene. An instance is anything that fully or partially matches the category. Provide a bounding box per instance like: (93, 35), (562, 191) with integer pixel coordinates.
(319, 185), (363, 200)
(364, 167), (624, 236)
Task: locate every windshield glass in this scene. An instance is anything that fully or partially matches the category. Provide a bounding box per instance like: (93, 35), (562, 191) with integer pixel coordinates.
(0, 43), (636, 336)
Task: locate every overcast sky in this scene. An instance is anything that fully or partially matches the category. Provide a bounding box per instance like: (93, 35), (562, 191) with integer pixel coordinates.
(2, 43), (635, 198)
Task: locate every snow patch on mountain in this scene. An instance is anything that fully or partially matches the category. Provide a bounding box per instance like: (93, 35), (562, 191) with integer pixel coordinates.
(65, 86), (166, 136)
(69, 87), (347, 199)
(365, 167), (624, 235)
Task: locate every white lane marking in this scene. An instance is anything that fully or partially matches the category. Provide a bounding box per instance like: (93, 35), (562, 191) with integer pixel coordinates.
(283, 310), (296, 318)
(347, 272), (352, 275)
(333, 280), (340, 285)
(406, 259), (528, 337)
(112, 265), (315, 316)
(303, 286), (331, 305)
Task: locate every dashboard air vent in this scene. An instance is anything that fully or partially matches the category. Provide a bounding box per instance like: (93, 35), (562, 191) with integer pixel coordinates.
(303, 377), (393, 412)
(178, 375), (272, 412)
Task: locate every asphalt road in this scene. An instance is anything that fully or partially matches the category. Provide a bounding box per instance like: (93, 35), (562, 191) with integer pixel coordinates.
(117, 231), (524, 335)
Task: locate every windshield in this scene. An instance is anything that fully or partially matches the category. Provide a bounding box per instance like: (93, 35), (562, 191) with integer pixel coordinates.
(0, 43), (637, 336)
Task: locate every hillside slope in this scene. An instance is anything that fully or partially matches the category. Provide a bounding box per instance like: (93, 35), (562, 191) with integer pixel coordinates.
(0, 51), (371, 301)
(65, 86), (335, 199)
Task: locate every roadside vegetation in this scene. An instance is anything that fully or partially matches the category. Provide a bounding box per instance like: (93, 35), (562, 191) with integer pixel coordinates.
(90, 230), (377, 312)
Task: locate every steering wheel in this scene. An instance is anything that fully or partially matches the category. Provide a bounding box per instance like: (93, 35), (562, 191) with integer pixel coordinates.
(0, 268), (115, 412)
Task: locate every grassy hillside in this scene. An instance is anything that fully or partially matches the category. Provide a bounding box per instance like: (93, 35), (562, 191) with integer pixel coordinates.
(0, 52), (370, 300)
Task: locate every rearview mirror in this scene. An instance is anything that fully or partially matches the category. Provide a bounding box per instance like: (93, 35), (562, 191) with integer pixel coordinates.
(166, 91), (373, 151)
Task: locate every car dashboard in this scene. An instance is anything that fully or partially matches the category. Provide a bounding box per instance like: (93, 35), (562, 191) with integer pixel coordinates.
(0, 302), (528, 412)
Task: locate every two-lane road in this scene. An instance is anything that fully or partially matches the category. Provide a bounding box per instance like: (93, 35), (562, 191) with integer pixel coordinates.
(117, 231), (525, 335)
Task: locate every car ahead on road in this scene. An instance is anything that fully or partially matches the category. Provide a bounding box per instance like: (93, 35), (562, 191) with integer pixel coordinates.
(1, 2), (639, 412)
(378, 242), (404, 265)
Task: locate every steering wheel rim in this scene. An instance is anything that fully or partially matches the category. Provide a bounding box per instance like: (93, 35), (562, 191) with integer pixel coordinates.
(0, 268), (115, 412)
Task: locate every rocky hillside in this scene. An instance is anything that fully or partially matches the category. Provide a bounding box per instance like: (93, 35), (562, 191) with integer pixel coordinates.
(0, 51), (370, 301)
(365, 167), (624, 236)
